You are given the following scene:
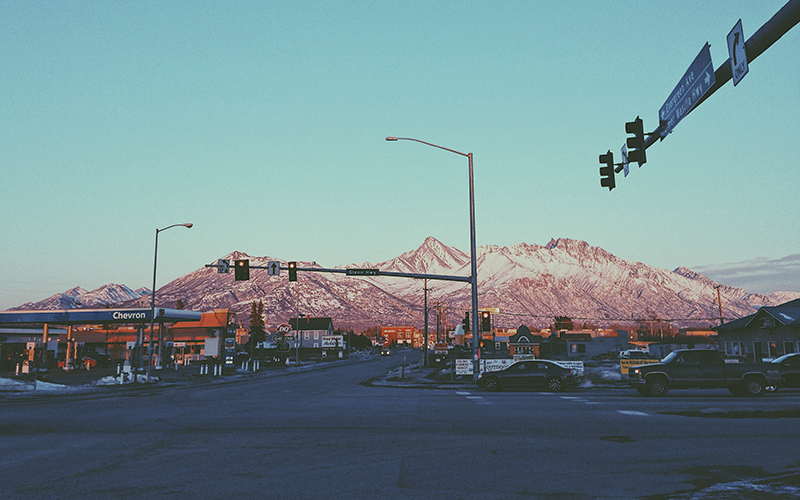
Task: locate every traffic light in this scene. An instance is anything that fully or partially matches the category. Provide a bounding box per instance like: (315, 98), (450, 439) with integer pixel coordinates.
(288, 261), (297, 282)
(599, 150), (615, 191)
(234, 259), (250, 281)
(625, 116), (646, 166)
(462, 312), (469, 332)
(480, 311), (491, 332)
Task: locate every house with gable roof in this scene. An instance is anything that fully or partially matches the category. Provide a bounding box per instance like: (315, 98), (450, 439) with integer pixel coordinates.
(715, 298), (800, 360)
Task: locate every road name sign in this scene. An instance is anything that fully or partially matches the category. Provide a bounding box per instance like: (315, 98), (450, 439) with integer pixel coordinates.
(346, 268), (379, 276)
(728, 19), (749, 86)
(217, 259), (230, 273)
(621, 143), (629, 177)
(659, 43), (715, 139)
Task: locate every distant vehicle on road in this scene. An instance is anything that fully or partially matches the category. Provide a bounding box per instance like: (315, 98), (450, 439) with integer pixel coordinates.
(381, 348), (391, 356)
(767, 353), (800, 391)
(478, 360), (578, 392)
(619, 349), (649, 359)
(628, 349), (781, 397)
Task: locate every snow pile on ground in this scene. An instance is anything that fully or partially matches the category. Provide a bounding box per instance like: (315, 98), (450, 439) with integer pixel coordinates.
(0, 377), (69, 392)
(94, 374), (158, 385)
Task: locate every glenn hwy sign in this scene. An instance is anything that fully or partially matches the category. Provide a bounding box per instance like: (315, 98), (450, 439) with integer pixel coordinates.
(345, 268), (379, 276)
(659, 43), (715, 139)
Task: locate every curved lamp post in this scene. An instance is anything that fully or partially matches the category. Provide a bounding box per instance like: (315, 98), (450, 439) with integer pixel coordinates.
(386, 137), (480, 381)
(147, 223), (192, 382)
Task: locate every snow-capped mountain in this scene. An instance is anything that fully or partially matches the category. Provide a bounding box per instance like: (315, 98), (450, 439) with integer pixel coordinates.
(10, 284), (149, 311)
(10, 237), (799, 331)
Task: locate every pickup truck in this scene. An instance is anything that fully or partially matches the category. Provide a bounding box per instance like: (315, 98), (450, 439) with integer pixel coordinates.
(628, 349), (781, 397)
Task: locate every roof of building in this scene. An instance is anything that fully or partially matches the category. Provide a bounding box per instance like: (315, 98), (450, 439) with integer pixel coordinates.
(289, 317), (333, 331)
(716, 298), (800, 331)
(171, 309), (232, 330)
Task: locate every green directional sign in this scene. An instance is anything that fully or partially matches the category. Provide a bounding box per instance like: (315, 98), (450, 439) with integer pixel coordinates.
(346, 268), (379, 276)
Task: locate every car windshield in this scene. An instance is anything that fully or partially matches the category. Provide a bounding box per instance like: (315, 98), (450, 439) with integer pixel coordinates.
(772, 353), (796, 363)
(662, 352), (678, 363)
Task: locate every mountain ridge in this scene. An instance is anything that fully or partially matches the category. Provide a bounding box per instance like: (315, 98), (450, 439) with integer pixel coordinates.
(8, 238), (799, 331)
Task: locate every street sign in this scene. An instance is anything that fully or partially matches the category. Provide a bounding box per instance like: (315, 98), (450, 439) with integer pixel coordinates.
(621, 144), (630, 177)
(217, 259), (230, 273)
(728, 19), (749, 86)
(346, 268), (379, 276)
(659, 43), (715, 139)
(267, 261), (280, 276)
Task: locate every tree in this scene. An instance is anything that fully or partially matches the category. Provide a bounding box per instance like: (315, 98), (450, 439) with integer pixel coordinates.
(248, 300), (266, 357)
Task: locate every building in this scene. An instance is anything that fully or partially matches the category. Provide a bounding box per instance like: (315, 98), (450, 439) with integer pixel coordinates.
(381, 326), (420, 348)
(290, 317), (335, 350)
(715, 298), (800, 360)
(508, 325), (629, 360)
(168, 309), (238, 364)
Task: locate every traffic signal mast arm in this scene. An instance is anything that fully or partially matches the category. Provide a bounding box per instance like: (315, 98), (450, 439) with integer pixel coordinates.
(603, 0), (799, 177)
(204, 262), (471, 283)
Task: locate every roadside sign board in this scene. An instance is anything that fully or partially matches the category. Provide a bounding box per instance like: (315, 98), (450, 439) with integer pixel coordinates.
(727, 19), (749, 86)
(276, 324), (292, 334)
(620, 358), (660, 374)
(659, 43), (715, 139)
(621, 143), (629, 177)
(267, 261), (280, 276)
(346, 268), (379, 276)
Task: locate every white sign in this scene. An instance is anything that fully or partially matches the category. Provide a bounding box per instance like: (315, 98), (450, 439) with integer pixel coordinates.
(321, 335), (344, 348)
(727, 19), (749, 86)
(268, 261), (280, 276)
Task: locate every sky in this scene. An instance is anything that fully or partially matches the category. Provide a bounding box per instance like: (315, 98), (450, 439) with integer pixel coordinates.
(1, 0), (798, 310)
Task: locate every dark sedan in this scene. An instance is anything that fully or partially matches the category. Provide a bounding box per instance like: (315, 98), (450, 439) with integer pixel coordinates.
(477, 360), (578, 392)
(769, 353), (800, 390)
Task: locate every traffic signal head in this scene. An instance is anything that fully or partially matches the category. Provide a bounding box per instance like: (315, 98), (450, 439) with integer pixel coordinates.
(462, 312), (469, 332)
(288, 261), (297, 282)
(480, 311), (491, 332)
(599, 150), (615, 191)
(625, 116), (646, 166)
(234, 259), (250, 281)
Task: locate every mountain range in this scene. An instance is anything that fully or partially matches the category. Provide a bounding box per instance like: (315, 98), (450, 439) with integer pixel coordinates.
(10, 237), (799, 331)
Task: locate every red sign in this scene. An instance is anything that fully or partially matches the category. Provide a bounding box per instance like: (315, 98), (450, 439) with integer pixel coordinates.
(276, 324), (292, 334)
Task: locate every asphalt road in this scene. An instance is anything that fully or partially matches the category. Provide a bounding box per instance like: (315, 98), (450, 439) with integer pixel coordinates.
(1, 354), (799, 500)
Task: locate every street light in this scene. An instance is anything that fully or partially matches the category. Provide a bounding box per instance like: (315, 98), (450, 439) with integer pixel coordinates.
(147, 222), (192, 382)
(386, 136), (481, 381)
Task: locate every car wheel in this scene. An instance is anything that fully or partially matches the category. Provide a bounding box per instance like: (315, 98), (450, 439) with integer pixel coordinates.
(743, 377), (765, 397)
(547, 376), (564, 392)
(483, 376), (501, 392)
(645, 376), (668, 397)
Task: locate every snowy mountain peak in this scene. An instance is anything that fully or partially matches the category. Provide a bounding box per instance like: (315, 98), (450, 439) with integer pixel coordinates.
(380, 237), (469, 274)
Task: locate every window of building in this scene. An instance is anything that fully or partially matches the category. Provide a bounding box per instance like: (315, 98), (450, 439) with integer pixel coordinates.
(725, 341), (746, 357)
(769, 342), (778, 357)
(785, 342), (796, 355)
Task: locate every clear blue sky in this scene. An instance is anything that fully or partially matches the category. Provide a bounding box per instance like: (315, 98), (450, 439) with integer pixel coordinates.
(2, 0), (798, 310)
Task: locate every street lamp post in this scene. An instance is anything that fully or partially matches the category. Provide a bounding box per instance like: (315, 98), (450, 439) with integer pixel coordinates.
(148, 223), (192, 382)
(386, 137), (481, 381)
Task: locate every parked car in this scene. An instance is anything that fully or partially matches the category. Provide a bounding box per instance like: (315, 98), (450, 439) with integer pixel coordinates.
(628, 349), (781, 397)
(767, 353), (800, 391)
(477, 360), (578, 392)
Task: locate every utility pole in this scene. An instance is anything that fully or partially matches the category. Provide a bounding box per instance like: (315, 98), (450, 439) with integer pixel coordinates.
(715, 285), (725, 325)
